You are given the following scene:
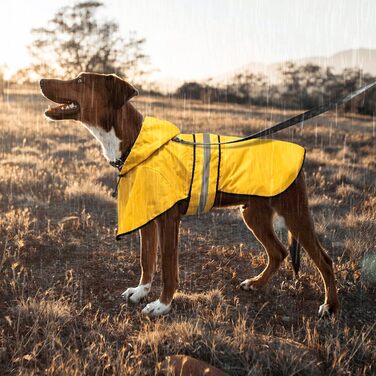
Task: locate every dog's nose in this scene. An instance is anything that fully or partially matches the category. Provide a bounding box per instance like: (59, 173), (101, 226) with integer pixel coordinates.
(40, 79), (45, 89)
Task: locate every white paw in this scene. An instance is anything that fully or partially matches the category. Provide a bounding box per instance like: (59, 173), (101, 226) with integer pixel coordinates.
(141, 299), (171, 317)
(318, 303), (331, 318)
(121, 283), (151, 303)
(240, 279), (256, 291)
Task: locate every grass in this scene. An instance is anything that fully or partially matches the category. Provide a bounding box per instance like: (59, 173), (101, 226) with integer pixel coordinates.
(0, 86), (375, 375)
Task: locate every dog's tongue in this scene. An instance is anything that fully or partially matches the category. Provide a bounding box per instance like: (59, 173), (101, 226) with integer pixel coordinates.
(48, 104), (63, 113)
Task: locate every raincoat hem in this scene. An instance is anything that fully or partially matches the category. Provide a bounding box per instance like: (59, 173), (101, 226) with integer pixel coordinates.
(217, 149), (306, 199)
(116, 151), (305, 240)
(116, 198), (189, 240)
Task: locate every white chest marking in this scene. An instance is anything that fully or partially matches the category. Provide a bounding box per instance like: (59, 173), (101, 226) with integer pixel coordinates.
(83, 125), (122, 162)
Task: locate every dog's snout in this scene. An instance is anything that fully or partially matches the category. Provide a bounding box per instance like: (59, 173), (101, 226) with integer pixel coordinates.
(40, 79), (46, 89)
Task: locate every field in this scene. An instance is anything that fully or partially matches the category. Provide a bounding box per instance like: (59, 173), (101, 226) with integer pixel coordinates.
(0, 88), (375, 375)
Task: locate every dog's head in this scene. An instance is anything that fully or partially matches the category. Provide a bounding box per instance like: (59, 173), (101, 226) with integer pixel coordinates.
(40, 73), (138, 126)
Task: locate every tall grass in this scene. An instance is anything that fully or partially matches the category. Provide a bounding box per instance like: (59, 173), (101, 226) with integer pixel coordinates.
(0, 87), (375, 374)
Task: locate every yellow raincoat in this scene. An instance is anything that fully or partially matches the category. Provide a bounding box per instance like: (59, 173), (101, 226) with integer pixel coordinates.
(117, 116), (305, 238)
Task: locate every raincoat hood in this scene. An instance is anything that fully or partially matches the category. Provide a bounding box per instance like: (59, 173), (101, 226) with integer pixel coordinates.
(121, 116), (180, 174)
(117, 116), (305, 238)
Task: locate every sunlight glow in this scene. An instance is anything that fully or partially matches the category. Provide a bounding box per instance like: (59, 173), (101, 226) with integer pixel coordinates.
(1, 0), (376, 84)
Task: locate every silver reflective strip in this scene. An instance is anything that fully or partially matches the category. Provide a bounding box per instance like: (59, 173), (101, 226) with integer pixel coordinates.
(198, 133), (211, 214)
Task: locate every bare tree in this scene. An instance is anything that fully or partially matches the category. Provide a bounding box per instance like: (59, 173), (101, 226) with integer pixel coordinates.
(29, 1), (149, 80)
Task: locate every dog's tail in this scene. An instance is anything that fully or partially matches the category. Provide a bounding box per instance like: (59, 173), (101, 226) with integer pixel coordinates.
(288, 231), (301, 277)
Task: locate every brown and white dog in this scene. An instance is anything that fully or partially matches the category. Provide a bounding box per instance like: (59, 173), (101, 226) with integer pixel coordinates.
(40, 73), (339, 317)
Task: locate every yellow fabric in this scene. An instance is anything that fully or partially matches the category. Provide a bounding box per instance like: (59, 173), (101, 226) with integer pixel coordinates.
(218, 136), (305, 196)
(186, 133), (220, 215)
(117, 116), (305, 237)
(117, 117), (192, 236)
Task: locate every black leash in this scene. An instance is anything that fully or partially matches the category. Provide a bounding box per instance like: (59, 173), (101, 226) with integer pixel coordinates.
(173, 80), (376, 146)
(109, 79), (376, 196)
(110, 149), (131, 197)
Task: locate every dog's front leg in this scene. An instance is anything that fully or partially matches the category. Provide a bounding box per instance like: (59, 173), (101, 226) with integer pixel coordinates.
(142, 205), (181, 317)
(122, 220), (158, 303)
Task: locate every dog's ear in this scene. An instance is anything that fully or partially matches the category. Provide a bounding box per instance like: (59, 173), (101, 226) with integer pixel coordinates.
(105, 74), (139, 109)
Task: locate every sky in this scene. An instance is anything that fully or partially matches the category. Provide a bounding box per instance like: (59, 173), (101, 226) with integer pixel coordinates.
(1, 0), (376, 82)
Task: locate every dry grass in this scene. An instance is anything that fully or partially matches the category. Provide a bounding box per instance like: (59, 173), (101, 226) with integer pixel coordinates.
(0, 86), (375, 375)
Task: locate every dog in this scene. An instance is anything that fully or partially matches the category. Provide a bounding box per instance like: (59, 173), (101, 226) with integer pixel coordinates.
(40, 73), (339, 317)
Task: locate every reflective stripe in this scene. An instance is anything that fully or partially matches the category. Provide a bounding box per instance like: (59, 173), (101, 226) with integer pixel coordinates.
(198, 133), (211, 214)
(185, 133), (220, 216)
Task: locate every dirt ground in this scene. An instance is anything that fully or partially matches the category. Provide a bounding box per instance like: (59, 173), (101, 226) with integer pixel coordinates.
(0, 89), (375, 375)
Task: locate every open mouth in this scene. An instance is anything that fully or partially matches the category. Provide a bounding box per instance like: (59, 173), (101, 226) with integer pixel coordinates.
(44, 99), (80, 120)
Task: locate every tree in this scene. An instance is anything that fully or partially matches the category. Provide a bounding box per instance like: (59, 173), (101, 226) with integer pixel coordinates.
(278, 62), (302, 108)
(175, 82), (205, 100)
(225, 71), (270, 105)
(28, 1), (148, 81)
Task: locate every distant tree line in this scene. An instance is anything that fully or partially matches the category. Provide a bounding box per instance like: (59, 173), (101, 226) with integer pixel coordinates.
(175, 63), (376, 115)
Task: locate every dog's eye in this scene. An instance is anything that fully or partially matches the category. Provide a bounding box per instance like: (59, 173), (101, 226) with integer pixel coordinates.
(77, 77), (84, 84)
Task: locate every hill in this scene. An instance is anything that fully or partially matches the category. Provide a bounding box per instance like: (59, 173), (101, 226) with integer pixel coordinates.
(167, 48), (376, 90)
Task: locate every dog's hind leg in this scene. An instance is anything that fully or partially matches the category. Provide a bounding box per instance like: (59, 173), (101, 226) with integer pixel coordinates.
(271, 173), (339, 317)
(240, 199), (288, 290)
(122, 220), (158, 304)
(288, 231), (301, 277)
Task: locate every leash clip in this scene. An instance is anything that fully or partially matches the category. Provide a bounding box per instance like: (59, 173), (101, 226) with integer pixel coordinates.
(111, 174), (123, 198)
(109, 159), (124, 170)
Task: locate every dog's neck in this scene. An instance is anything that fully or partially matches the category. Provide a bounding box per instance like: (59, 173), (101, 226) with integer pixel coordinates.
(116, 102), (143, 156)
(83, 102), (143, 163)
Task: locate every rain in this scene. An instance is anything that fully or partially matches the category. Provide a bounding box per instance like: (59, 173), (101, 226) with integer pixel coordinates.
(0, 1), (375, 374)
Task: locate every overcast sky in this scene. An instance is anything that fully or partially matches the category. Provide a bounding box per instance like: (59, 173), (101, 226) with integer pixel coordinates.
(1, 0), (376, 80)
